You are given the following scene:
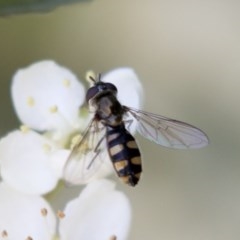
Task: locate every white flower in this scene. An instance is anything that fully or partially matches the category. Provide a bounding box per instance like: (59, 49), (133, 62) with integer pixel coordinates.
(0, 60), (143, 240)
(59, 179), (131, 240)
(11, 60), (85, 134)
(9, 61), (143, 186)
(0, 128), (67, 195)
(11, 62), (143, 145)
(0, 183), (56, 240)
(0, 180), (131, 240)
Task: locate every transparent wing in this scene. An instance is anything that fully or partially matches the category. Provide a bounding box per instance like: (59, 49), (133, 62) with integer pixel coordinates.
(125, 106), (209, 149)
(63, 118), (112, 185)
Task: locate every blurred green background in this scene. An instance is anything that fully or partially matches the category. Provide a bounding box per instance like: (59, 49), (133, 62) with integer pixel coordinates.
(1, 0), (240, 239)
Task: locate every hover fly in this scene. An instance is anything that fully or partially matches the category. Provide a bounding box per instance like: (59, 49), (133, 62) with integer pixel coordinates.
(63, 74), (209, 187)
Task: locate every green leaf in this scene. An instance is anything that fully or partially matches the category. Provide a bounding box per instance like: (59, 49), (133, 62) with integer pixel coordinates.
(0, 0), (91, 16)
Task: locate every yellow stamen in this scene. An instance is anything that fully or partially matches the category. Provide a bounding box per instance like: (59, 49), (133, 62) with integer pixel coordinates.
(41, 208), (48, 217)
(63, 79), (71, 87)
(20, 125), (30, 133)
(109, 235), (117, 240)
(70, 134), (81, 149)
(57, 210), (65, 219)
(27, 96), (35, 107)
(49, 105), (58, 113)
(1, 230), (8, 238)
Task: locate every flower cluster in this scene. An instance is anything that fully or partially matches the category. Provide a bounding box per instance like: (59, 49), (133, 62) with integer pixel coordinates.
(0, 61), (143, 240)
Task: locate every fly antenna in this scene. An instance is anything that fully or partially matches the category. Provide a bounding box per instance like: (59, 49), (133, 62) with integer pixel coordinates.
(85, 71), (102, 85)
(86, 71), (97, 84)
(89, 75), (96, 83)
(97, 73), (102, 82)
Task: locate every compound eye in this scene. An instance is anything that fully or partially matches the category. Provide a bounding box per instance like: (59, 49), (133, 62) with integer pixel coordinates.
(86, 86), (99, 102)
(105, 82), (117, 92)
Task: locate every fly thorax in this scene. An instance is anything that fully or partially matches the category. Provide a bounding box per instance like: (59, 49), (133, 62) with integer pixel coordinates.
(96, 95), (124, 126)
(88, 96), (101, 112)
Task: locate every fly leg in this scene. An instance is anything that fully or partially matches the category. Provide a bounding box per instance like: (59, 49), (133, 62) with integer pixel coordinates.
(87, 134), (106, 169)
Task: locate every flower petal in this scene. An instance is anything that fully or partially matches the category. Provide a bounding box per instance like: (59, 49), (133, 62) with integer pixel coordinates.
(0, 129), (59, 195)
(102, 68), (143, 109)
(0, 183), (56, 240)
(50, 149), (70, 179)
(11, 60), (85, 132)
(59, 179), (131, 240)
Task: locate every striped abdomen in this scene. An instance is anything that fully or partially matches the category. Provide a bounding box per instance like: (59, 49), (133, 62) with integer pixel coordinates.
(106, 124), (142, 186)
